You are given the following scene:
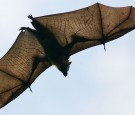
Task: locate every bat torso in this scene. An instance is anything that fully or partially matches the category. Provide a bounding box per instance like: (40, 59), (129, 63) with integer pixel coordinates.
(27, 16), (71, 76)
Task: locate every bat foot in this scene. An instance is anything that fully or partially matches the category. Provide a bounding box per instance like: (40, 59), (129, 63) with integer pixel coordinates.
(28, 14), (34, 20)
(20, 27), (29, 31)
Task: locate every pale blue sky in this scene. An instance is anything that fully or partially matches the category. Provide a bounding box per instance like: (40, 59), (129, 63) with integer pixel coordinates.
(0, 0), (135, 115)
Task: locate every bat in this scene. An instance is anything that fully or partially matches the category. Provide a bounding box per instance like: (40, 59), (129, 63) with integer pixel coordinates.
(0, 3), (135, 108)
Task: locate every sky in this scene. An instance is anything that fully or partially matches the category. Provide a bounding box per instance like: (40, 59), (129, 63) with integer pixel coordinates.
(0, 0), (135, 115)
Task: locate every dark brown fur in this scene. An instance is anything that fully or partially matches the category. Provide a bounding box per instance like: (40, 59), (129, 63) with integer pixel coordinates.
(22, 15), (71, 76)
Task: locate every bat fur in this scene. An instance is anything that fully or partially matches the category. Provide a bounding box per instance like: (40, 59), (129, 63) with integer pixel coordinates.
(20, 15), (73, 76)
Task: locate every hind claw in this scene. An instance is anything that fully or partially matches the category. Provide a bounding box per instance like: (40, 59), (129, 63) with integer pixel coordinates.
(28, 14), (33, 20)
(20, 27), (28, 30)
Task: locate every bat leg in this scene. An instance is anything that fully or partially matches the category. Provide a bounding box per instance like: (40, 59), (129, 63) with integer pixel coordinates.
(20, 27), (34, 31)
(27, 14), (48, 35)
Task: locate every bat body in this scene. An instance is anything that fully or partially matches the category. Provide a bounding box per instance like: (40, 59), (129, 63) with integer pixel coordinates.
(21, 15), (72, 76)
(0, 3), (135, 108)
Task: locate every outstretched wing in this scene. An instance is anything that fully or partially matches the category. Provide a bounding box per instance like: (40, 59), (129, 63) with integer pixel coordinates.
(1, 3), (135, 108)
(35, 3), (135, 55)
(0, 30), (51, 108)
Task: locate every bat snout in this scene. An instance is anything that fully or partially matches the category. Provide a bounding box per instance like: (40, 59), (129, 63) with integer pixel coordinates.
(58, 64), (70, 77)
(62, 71), (68, 77)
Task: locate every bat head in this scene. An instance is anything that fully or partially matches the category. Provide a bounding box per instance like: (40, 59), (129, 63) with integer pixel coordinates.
(58, 60), (71, 76)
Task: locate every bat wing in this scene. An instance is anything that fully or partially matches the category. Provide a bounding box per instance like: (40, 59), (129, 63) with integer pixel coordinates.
(35, 3), (135, 55)
(0, 30), (51, 108)
(1, 3), (135, 108)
